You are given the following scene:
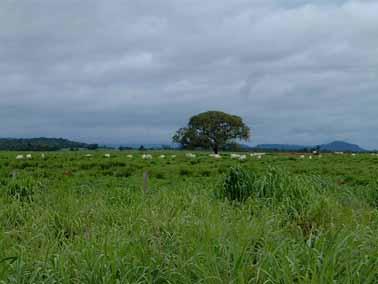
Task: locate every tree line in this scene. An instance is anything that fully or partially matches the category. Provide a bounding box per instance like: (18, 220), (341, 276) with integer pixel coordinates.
(0, 138), (98, 151)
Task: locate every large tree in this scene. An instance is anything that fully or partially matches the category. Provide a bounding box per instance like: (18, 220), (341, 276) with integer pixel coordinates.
(173, 111), (250, 154)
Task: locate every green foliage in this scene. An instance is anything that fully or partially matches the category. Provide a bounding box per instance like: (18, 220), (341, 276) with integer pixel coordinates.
(5, 176), (41, 201)
(220, 167), (323, 214)
(179, 167), (192, 176)
(173, 111), (250, 153)
(220, 166), (256, 202)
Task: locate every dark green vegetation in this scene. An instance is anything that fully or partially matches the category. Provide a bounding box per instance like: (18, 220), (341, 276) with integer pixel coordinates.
(173, 111), (250, 154)
(0, 138), (98, 151)
(0, 151), (377, 283)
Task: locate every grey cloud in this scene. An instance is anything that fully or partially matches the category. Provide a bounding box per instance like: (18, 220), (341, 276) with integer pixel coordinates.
(1, 0), (378, 148)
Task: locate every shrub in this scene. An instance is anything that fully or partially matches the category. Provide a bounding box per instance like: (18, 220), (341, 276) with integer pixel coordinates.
(6, 177), (41, 201)
(220, 166), (256, 202)
(151, 171), (165, 179)
(219, 167), (322, 214)
(200, 169), (211, 177)
(179, 168), (192, 176)
(114, 167), (135, 178)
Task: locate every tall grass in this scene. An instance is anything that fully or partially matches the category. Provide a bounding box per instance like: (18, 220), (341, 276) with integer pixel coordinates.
(0, 151), (377, 283)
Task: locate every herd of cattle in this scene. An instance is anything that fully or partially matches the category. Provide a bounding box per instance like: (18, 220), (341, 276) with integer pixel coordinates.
(13, 152), (266, 161)
(12, 151), (368, 161)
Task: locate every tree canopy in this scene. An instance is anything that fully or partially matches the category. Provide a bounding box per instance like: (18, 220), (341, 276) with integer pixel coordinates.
(173, 111), (250, 154)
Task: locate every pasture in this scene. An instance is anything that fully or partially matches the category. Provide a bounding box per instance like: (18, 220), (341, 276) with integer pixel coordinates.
(0, 151), (377, 283)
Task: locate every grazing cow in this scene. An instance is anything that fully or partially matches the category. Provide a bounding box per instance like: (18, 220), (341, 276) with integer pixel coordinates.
(104, 153), (111, 158)
(160, 155), (166, 159)
(127, 154), (133, 158)
(185, 153), (196, 158)
(209, 154), (221, 159)
(85, 154), (92, 157)
(230, 154), (240, 159)
(171, 155), (177, 158)
(41, 153), (45, 159)
(250, 153), (266, 159)
(26, 154), (32, 159)
(142, 154), (152, 159)
(300, 155), (305, 159)
(16, 155), (24, 160)
(239, 155), (247, 161)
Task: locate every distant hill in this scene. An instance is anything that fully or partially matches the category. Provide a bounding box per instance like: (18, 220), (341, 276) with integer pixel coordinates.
(255, 141), (367, 152)
(319, 141), (366, 152)
(0, 138), (97, 151)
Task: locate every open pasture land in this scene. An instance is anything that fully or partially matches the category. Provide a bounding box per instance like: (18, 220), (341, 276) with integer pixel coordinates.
(0, 151), (377, 283)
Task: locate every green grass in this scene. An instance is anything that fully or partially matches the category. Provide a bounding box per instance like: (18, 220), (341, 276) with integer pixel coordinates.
(0, 151), (377, 283)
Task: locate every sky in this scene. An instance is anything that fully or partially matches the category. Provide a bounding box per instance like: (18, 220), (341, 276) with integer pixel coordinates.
(1, 0), (378, 149)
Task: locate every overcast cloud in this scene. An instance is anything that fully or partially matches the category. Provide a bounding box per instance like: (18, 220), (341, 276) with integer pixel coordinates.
(1, 0), (378, 148)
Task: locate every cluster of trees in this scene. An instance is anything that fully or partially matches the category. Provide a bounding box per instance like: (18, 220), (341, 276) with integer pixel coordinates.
(0, 138), (97, 151)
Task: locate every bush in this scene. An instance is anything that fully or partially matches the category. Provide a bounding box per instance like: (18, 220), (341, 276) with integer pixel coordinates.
(6, 177), (41, 201)
(151, 171), (165, 179)
(114, 167), (135, 178)
(200, 169), (212, 177)
(220, 166), (256, 202)
(219, 167), (322, 214)
(179, 168), (192, 176)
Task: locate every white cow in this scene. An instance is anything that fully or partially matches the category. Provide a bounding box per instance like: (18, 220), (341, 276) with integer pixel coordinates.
(185, 153), (196, 158)
(160, 155), (166, 159)
(142, 154), (152, 159)
(16, 155), (24, 160)
(26, 154), (32, 159)
(251, 152), (266, 157)
(230, 154), (241, 159)
(209, 153), (221, 159)
(104, 153), (111, 158)
(127, 154), (133, 158)
(239, 155), (247, 161)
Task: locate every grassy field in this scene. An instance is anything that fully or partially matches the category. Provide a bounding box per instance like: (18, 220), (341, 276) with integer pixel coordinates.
(0, 151), (377, 283)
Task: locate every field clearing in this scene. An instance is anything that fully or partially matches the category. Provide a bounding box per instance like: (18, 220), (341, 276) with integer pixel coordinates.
(0, 151), (377, 283)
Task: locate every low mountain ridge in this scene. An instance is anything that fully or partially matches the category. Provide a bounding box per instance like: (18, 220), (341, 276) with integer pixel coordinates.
(255, 141), (367, 152)
(319, 141), (365, 152)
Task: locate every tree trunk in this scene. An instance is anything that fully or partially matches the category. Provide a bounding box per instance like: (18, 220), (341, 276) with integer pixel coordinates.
(213, 144), (219, 154)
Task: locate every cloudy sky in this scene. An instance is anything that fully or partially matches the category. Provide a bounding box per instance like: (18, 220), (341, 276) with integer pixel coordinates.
(1, 0), (378, 148)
